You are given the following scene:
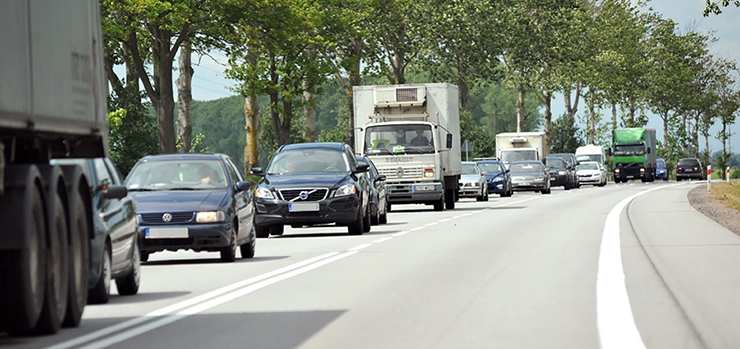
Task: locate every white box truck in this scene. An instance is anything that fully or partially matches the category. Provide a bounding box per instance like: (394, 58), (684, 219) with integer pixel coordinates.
(495, 132), (546, 167)
(575, 144), (606, 166)
(353, 84), (462, 211)
(1, 0), (106, 335)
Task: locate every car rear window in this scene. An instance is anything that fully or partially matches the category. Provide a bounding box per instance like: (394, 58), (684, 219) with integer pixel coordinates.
(678, 159), (700, 166)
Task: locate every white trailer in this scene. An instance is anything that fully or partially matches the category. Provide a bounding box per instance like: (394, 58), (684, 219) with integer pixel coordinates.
(354, 84), (462, 211)
(495, 132), (546, 167)
(575, 144), (606, 166)
(1, 0), (107, 335)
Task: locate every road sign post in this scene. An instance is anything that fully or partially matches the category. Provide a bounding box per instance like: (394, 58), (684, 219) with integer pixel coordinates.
(728, 167), (731, 182)
(707, 165), (712, 191)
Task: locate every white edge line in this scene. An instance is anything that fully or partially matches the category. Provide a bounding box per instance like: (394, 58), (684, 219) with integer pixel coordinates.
(349, 243), (373, 251)
(373, 237), (393, 244)
(84, 251), (359, 349)
(393, 231), (411, 237)
(46, 252), (340, 349)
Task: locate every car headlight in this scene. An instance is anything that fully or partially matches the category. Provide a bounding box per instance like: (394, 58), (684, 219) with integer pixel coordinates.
(493, 177), (504, 182)
(558, 171), (566, 176)
(615, 168), (620, 173)
(535, 176), (545, 181)
(196, 211), (226, 223)
(335, 183), (356, 197)
(255, 187), (275, 199)
(424, 168), (435, 178)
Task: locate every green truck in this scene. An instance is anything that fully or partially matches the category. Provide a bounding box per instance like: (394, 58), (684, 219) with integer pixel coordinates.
(611, 128), (657, 183)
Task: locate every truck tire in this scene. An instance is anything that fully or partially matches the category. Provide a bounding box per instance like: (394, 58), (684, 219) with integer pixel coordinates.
(116, 238), (141, 295)
(433, 194), (444, 211)
(445, 189), (455, 210)
(58, 166), (90, 328)
(0, 165), (47, 336)
(35, 166), (70, 334)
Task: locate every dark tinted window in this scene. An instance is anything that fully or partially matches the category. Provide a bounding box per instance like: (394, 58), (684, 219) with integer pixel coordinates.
(94, 159), (113, 187)
(678, 159), (700, 167)
(509, 162), (543, 172)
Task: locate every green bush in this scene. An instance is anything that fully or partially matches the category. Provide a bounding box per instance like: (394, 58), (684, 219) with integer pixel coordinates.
(731, 168), (740, 180)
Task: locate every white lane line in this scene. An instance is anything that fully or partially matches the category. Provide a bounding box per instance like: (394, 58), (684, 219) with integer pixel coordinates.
(410, 226), (425, 231)
(373, 237), (393, 244)
(349, 243), (373, 251)
(393, 231), (411, 237)
(82, 251), (359, 349)
(438, 218), (452, 223)
(46, 252), (340, 349)
(597, 183), (682, 349)
(425, 222), (439, 227)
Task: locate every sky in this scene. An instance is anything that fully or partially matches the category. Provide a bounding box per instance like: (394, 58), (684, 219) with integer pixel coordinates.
(174, 0), (740, 155)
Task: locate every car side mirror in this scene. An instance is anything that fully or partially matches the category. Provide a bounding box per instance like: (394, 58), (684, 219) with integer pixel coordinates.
(377, 174), (387, 182)
(647, 147), (651, 154)
(236, 181), (251, 192)
(100, 185), (127, 199)
(481, 171), (487, 176)
(505, 169), (510, 174)
(355, 164), (369, 173)
(446, 133), (453, 149)
(251, 167), (264, 175)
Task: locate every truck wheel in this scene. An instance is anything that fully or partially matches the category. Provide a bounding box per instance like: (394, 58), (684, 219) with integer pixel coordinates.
(348, 207), (364, 235)
(379, 210), (388, 224)
(35, 166), (70, 334)
(433, 194), (444, 211)
(0, 165), (47, 336)
(445, 189), (456, 210)
(59, 166), (90, 328)
(88, 244), (111, 304)
(116, 238), (141, 295)
(141, 251), (150, 262)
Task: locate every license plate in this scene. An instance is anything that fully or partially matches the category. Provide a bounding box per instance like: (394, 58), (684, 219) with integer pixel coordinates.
(289, 202), (319, 212)
(519, 182), (529, 186)
(413, 185), (435, 192)
(146, 227), (188, 239)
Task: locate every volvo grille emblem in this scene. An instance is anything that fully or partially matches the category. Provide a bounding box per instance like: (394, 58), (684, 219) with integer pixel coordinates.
(299, 191), (309, 200)
(396, 167), (404, 178)
(162, 213), (172, 222)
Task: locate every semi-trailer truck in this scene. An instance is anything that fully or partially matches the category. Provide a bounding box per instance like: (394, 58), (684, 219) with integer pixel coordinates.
(611, 128), (657, 183)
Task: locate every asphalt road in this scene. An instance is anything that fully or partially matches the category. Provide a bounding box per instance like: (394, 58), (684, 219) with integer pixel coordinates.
(3, 180), (740, 349)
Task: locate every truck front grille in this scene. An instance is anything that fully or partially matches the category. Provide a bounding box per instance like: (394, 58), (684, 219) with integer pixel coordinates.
(379, 167), (424, 180)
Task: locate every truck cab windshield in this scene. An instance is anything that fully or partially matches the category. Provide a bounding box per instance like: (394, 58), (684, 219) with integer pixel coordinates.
(500, 149), (537, 164)
(364, 125), (434, 155)
(614, 144), (645, 156)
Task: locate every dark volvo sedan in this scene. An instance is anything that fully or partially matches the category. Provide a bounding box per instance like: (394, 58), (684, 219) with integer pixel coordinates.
(124, 154), (255, 263)
(253, 142), (371, 236)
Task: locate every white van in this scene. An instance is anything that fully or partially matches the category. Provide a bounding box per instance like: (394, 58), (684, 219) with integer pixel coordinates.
(575, 145), (606, 166)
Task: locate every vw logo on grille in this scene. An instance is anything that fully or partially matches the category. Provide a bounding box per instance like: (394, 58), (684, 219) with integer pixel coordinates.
(299, 191), (309, 200)
(396, 167), (404, 178)
(162, 213), (172, 222)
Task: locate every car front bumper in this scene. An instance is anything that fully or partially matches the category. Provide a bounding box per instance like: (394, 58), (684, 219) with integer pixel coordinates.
(139, 222), (232, 253)
(512, 181), (547, 191)
(254, 195), (361, 227)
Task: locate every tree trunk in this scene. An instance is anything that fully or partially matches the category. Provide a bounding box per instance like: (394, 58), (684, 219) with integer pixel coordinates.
(176, 40), (193, 153)
(694, 112), (700, 158)
(345, 42), (363, 146)
(662, 113), (669, 151)
(244, 95), (259, 174)
(303, 82), (316, 142)
(588, 89), (596, 145)
(564, 82), (582, 119)
(681, 112), (688, 153)
(492, 102), (498, 137)
(543, 92), (552, 155)
(154, 52), (177, 154)
(458, 78), (469, 112)
(280, 99), (293, 146)
(516, 87), (525, 132)
(611, 102), (617, 132)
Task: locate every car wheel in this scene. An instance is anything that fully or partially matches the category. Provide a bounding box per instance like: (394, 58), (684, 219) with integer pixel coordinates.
(240, 225), (256, 259)
(256, 225), (269, 238)
(348, 206), (364, 235)
(370, 203), (380, 225)
(362, 205), (371, 233)
(387, 203), (392, 213)
(116, 238), (140, 296)
(379, 210), (388, 224)
(269, 225), (284, 236)
(88, 244), (111, 304)
(141, 251), (150, 263)
(220, 225), (237, 263)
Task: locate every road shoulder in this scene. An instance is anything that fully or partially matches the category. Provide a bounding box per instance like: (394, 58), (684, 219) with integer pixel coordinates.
(688, 185), (740, 237)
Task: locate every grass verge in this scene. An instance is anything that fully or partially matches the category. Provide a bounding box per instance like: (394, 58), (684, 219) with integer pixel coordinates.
(710, 182), (740, 212)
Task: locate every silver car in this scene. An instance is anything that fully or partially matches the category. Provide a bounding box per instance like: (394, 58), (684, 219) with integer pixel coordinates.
(576, 161), (607, 186)
(458, 162), (488, 201)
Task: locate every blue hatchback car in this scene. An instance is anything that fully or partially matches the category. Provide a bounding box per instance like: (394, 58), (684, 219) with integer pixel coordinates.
(124, 153), (255, 263)
(656, 158), (669, 181)
(476, 160), (513, 197)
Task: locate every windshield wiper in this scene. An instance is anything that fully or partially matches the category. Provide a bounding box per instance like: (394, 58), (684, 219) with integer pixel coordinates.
(169, 187), (199, 191)
(127, 188), (154, 191)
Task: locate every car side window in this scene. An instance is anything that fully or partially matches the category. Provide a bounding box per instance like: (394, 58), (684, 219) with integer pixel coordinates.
(224, 160), (240, 184)
(93, 159), (113, 187)
(104, 158), (123, 185)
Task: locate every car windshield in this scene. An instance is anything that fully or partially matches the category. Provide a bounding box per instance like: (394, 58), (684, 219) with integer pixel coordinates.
(462, 163), (479, 174)
(501, 150), (537, 163)
(577, 154), (601, 163)
(125, 160), (228, 190)
(267, 149), (350, 174)
(545, 158), (567, 169)
(509, 163), (543, 173)
(657, 160), (666, 168)
(614, 144), (645, 156)
(364, 124), (434, 154)
(477, 162), (502, 175)
(578, 162), (599, 170)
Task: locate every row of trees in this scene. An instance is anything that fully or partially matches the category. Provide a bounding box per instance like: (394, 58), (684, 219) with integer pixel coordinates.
(101, 0), (739, 177)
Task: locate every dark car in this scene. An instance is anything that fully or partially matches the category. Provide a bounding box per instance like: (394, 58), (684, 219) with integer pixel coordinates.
(124, 153), (256, 263)
(52, 158), (140, 304)
(509, 161), (551, 194)
(676, 158), (705, 181)
(252, 142), (371, 236)
(357, 156), (388, 225)
(476, 160), (513, 197)
(545, 156), (576, 190)
(548, 153), (580, 188)
(656, 158), (669, 181)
